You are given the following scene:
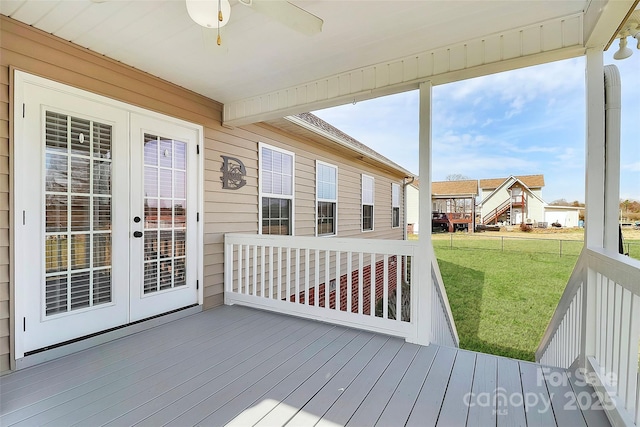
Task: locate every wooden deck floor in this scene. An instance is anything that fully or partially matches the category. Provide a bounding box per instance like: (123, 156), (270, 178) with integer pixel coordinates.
(0, 306), (610, 426)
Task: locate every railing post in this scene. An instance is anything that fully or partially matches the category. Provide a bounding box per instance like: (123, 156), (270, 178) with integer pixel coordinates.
(414, 81), (433, 346)
(223, 234), (234, 305)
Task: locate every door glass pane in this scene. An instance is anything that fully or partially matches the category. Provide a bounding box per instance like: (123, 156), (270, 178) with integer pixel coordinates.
(143, 134), (188, 294)
(44, 111), (113, 316)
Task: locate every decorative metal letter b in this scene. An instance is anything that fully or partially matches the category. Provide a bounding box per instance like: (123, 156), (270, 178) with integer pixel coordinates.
(220, 155), (247, 190)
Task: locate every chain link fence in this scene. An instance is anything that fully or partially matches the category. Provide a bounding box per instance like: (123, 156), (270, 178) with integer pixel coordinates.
(432, 233), (640, 260)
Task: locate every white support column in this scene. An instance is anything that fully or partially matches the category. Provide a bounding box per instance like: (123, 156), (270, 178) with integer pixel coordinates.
(584, 49), (606, 250)
(414, 81), (433, 346)
(603, 65), (622, 253)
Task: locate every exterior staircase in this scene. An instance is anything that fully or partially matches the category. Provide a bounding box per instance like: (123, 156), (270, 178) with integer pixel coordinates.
(482, 199), (511, 225)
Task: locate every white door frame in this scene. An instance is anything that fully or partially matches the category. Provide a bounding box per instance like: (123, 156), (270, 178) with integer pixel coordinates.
(13, 71), (204, 360)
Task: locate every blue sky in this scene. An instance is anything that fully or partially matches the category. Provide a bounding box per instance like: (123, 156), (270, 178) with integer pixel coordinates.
(313, 49), (639, 203)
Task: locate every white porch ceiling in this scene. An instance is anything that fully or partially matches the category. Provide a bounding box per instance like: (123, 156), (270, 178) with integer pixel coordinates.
(1, 0), (636, 125)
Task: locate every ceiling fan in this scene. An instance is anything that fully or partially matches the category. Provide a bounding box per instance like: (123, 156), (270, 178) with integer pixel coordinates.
(185, 0), (324, 45)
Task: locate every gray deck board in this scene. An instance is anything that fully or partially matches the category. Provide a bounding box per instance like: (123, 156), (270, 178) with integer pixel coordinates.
(4, 309), (285, 426)
(63, 314), (307, 427)
(345, 342), (419, 426)
(283, 334), (390, 427)
(1, 306), (249, 406)
(313, 338), (404, 427)
(544, 366), (588, 427)
(466, 352), (498, 427)
(375, 344), (438, 426)
(170, 328), (361, 427)
(132, 321), (338, 426)
(497, 356), (527, 427)
(520, 361), (557, 427)
(405, 344), (457, 427)
(436, 349), (477, 427)
(0, 306), (612, 427)
(569, 369), (613, 427)
(250, 331), (373, 427)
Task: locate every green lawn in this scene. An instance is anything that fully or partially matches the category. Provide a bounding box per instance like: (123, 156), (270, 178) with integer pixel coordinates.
(434, 244), (578, 361)
(625, 239), (640, 259)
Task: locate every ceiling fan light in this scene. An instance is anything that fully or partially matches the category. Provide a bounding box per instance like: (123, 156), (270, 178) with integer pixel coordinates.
(186, 0), (231, 29)
(633, 31), (640, 49)
(613, 37), (633, 60)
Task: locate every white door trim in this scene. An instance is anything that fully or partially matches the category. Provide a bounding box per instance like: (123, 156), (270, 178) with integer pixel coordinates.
(13, 71), (204, 360)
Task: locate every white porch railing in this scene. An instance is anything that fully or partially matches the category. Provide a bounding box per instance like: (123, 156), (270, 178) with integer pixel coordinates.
(536, 248), (640, 426)
(224, 234), (458, 347)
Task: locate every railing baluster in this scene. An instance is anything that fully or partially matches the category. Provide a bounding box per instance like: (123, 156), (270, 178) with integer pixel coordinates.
(286, 247), (291, 302)
(597, 273), (604, 362)
(396, 255), (401, 322)
(276, 247), (281, 300)
(236, 244), (241, 294)
(305, 248), (310, 305)
(371, 253), (376, 317)
(618, 288), (631, 406)
(314, 250), (320, 307)
(324, 250), (330, 309)
(295, 248), (300, 303)
(335, 251), (341, 311)
(628, 294), (640, 415)
(347, 251), (352, 313)
(606, 278), (615, 375)
(268, 246), (273, 299)
(244, 245), (250, 295)
(358, 252), (363, 315)
(383, 254), (389, 319)
(260, 245), (265, 298)
(612, 284), (623, 384)
(252, 245), (258, 296)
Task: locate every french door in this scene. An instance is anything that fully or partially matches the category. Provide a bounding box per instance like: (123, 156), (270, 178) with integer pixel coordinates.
(15, 72), (200, 357)
(129, 114), (199, 321)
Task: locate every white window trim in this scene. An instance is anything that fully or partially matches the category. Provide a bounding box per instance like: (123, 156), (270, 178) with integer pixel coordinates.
(258, 142), (295, 236)
(362, 174), (374, 232)
(315, 160), (338, 237)
(392, 183), (401, 229)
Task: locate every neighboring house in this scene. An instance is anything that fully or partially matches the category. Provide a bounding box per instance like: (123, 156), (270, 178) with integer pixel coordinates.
(406, 179), (479, 234)
(479, 175), (546, 225)
(478, 175), (582, 227)
(406, 181), (420, 234)
(432, 180), (478, 232)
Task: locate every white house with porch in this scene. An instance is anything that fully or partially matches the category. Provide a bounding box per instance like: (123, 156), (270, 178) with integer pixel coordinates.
(1, 1), (639, 426)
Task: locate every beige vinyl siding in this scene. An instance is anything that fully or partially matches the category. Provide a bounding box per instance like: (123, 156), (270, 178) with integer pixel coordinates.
(243, 123), (404, 240)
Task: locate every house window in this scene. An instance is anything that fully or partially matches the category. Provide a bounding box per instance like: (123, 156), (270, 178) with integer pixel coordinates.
(362, 174), (374, 231)
(316, 161), (337, 236)
(392, 183), (400, 228)
(260, 144), (294, 235)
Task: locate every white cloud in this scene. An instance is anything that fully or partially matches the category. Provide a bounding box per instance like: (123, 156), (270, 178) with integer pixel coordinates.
(313, 53), (638, 202)
(623, 162), (640, 172)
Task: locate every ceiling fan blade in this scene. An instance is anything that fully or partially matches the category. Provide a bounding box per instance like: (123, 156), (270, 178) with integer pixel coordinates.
(242, 0), (323, 36)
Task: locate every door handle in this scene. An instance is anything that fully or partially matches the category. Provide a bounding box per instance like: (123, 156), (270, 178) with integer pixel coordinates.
(133, 231), (143, 238)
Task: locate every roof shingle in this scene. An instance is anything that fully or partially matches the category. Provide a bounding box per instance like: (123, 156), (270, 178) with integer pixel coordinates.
(479, 174), (544, 189)
(432, 180), (478, 196)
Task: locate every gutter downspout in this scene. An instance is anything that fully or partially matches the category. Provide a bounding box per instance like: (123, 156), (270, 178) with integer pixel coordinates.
(403, 176), (416, 241)
(603, 64), (622, 253)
